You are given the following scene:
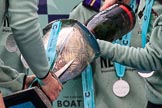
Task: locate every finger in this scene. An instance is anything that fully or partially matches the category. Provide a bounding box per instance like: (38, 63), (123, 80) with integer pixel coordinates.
(40, 86), (53, 101)
(24, 75), (36, 89)
(49, 94), (56, 102)
(100, 0), (117, 11)
(52, 73), (63, 87)
(48, 90), (60, 102)
(0, 92), (5, 108)
(58, 85), (63, 93)
(41, 85), (60, 102)
(59, 82), (63, 90)
(100, 3), (112, 11)
(28, 75), (36, 82)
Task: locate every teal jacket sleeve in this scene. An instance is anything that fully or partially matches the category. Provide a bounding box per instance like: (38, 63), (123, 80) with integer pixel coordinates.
(98, 14), (162, 72)
(7, 0), (50, 78)
(69, 3), (98, 24)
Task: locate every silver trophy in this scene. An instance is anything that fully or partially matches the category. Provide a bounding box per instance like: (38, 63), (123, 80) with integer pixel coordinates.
(43, 19), (100, 83)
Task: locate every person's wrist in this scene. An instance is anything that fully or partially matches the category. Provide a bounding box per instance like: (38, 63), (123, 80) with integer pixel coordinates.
(41, 70), (62, 88)
(51, 72), (63, 86)
(41, 72), (52, 84)
(22, 75), (27, 89)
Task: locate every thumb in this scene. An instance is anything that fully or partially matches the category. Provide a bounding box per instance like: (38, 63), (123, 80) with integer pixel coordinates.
(24, 75), (36, 89)
(0, 92), (5, 108)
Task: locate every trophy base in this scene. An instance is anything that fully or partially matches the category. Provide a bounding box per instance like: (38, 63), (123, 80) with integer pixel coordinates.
(4, 87), (52, 108)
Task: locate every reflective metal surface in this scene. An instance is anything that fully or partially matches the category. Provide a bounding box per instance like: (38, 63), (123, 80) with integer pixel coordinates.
(43, 19), (100, 83)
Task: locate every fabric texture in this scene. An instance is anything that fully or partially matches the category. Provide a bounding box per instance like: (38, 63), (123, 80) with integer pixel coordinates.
(0, 59), (25, 96)
(69, 2), (147, 108)
(0, 0), (50, 96)
(97, 0), (162, 104)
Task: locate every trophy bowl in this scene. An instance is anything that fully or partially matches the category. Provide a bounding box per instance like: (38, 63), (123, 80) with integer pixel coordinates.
(43, 19), (100, 83)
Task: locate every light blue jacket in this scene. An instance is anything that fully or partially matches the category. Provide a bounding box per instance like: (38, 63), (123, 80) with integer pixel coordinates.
(0, 0), (50, 96)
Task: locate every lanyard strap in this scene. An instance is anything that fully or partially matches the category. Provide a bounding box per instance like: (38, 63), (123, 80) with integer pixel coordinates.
(82, 1), (137, 107)
(28, 22), (61, 107)
(114, 33), (131, 77)
(130, 0), (137, 12)
(141, 0), (154, 47)
(29, 21), (61, 88)
(47, 21), (95, 108)
(46, 21), (61, 67)
(82, 65), (95, 108)
(114, 0), (136, 78)
(48, 21), (95, 108)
